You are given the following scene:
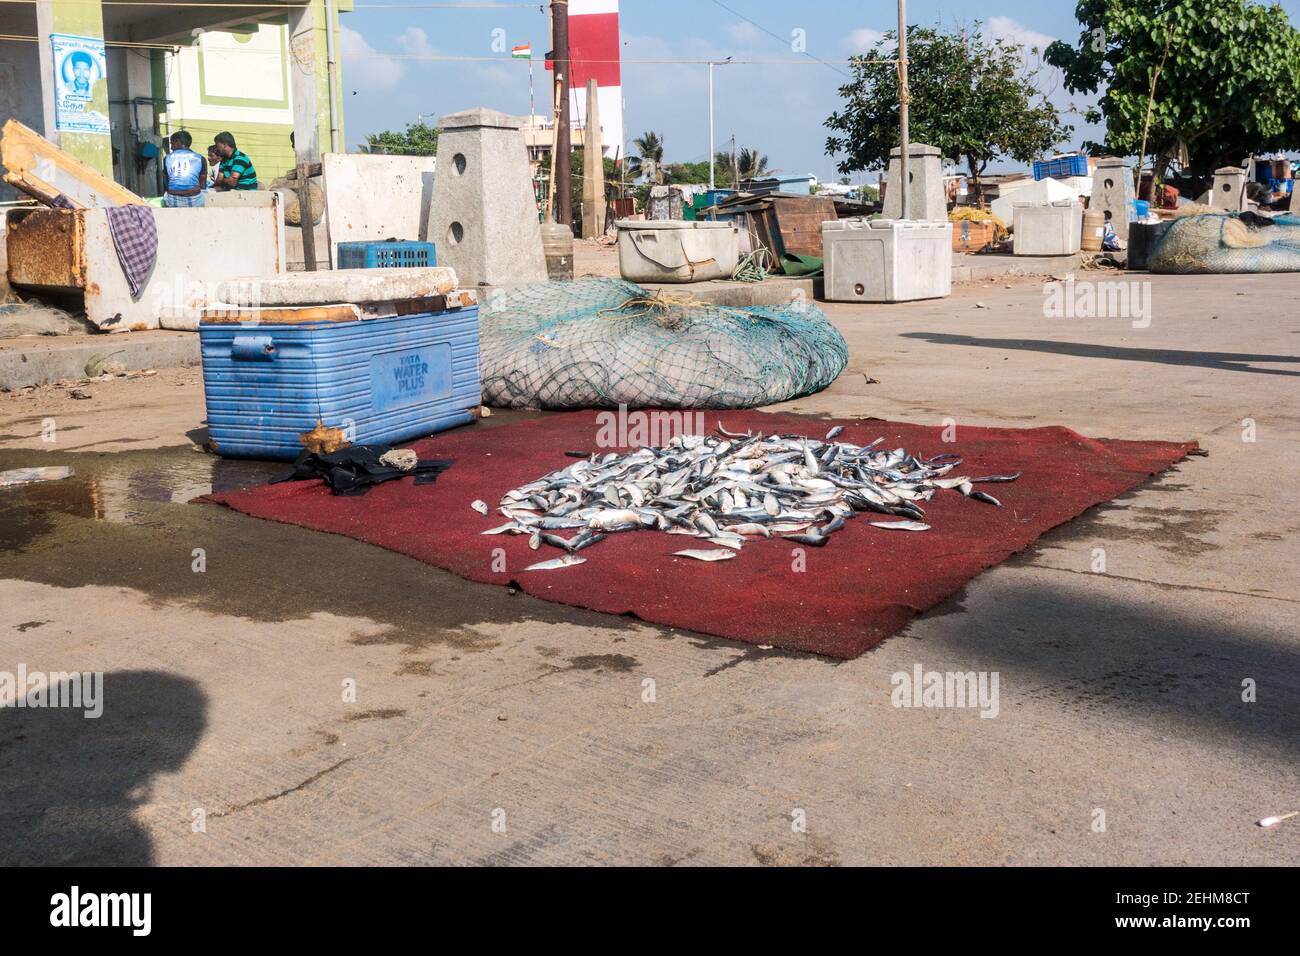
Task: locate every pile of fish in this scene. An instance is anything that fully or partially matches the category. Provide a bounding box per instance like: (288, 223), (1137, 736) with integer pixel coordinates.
(472, 424), (1019, 570)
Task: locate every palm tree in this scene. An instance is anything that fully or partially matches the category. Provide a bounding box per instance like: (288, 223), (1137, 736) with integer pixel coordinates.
(628, 130), (665, 183)
(735, 146), (770, 183)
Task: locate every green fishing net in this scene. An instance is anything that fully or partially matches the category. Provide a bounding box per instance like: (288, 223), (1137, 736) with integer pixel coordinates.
(479, 278), (849, 409)
(1149, 212), (1300, 273)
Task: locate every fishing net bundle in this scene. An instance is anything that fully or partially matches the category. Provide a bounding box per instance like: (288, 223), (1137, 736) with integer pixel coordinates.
(1148, 212), (1300, 273)
(479, 278), (849, 409)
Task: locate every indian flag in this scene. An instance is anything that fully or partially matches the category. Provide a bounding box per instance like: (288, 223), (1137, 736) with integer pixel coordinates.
(511, 44), (531, 59)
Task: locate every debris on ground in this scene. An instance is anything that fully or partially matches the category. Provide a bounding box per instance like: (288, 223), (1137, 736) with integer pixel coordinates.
(478, 425), (1019, 566)
(1257, 811), (1297, 828)
(0, 465), (75, 488)
(273, 444), (454, 497)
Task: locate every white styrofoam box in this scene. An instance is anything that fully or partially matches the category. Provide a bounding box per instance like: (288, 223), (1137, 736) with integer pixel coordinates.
(1058, 175), (1093, 198)
(822, 218), (953, 303)
(615, 219), (740, 283)
(1012, 200), (1084, 256)
(992, 177), (1076, 232)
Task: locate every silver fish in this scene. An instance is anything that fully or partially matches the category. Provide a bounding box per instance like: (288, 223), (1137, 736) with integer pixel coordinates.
(494, 428), (1016, 563)
(674, 549), (737, 561)
(471, 499), (489, 515)
(522, 554), (587, 571)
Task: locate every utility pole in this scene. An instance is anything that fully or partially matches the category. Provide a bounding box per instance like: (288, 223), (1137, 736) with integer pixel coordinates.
(707, 57), (731, 191)
(552, 1), (572, 226)
(897, 0), (910, 220)
(708, 62), (715, 189)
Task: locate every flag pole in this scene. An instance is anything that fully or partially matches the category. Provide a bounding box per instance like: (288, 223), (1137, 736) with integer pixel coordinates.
(529, 54), (535, 121)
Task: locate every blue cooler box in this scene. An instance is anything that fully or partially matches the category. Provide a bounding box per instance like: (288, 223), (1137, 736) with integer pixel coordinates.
(199, 305), (480, 459)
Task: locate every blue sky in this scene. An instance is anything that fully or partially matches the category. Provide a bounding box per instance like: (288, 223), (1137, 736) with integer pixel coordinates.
(338, 0), (1300, 179)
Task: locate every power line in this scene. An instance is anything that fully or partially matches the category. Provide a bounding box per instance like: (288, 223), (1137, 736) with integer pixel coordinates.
(0, 33), (886, 63)
(708, 0), (856, 78)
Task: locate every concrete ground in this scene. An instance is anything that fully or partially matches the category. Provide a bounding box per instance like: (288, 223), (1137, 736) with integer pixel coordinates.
(1, 269), (1297, 866)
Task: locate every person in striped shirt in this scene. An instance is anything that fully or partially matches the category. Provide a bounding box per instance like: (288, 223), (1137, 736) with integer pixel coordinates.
(211, 131), (259, 191)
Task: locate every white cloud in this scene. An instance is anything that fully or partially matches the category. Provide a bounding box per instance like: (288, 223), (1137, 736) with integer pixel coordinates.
(984, 16), (1055, 56)
(724, 22), (763, 46)
(844, 28), (887, 53)
(396, 26), (436, 60)
(338, 25), (404, 92)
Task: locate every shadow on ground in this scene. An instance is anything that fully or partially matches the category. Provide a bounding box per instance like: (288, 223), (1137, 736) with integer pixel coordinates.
(0, 670), (207, 865)
(901, 333), (1300, 376)
(908, 577), (1298, 761)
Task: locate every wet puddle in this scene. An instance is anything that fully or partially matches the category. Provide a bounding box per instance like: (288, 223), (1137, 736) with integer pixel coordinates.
(0, 447), (283, 530)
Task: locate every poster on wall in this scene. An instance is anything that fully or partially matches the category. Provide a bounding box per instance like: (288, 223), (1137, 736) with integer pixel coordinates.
(50, 33), (109, 134)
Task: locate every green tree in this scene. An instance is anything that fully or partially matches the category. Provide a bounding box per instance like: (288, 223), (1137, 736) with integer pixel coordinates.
(538, 148), (620, 222)
(735, 147), (770, 182)
(358, 120), (440, 156)
(1045, 0), (1300, 184)
(825, 24), (1070, 206)
(628, 130), (665, 182)
(663, 160), (711, 185)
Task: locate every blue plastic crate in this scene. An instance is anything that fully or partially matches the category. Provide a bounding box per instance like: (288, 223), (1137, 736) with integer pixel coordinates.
(1033, 155), (1089, 180)
(199, 305), (478, 459)
(337, 240), (437, 270)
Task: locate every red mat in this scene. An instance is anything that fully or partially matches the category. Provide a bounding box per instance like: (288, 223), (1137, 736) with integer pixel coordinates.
(206, 412), (1196, 659)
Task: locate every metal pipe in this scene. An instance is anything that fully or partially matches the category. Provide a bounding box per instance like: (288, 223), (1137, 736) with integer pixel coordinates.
(324, 0), (342, 153)
(897, 0), (910, 220)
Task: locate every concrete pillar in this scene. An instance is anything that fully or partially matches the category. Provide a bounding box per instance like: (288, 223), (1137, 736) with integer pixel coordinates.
(427, 107), (547, 287)
(1208, 166), (1247, 211)
(35, 0), (112, 178)
(883, 143), (945, 221)
(287, 0), (339, 163)
(1091, 157), (1134, 242)
(580, 79), (606, 239)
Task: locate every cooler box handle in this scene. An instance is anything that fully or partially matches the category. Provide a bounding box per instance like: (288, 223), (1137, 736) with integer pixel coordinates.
(231, 335), (277, 361)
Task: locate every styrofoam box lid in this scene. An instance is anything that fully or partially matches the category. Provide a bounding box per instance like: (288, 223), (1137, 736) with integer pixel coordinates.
(614, 219), (735, 230)
(215, 266), (459, 307)
(1013, 199), (1079, 208)
(823, 218), (951, 232)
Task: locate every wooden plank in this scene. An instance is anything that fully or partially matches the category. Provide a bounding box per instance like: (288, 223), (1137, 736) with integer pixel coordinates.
(201, 304), (362, 325)
(768, 195), (838, 258)
(1, 119), (143, 208)
(296, 162), (318, 272)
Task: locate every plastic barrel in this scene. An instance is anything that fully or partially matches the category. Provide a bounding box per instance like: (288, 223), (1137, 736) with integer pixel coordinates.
(540, 223), (575, 281)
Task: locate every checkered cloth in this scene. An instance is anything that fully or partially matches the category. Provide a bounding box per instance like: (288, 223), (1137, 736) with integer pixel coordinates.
(105, 205), (158, 299)
(163, 191), (205, 208)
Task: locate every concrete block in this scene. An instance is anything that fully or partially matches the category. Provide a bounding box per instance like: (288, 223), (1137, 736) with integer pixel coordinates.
(992, 178), (1076, 232)
(5, 201), (286, 332)
(427, 108), (547, 287)
(322, 153), (436, 266)
(1091, 157), (1135, 241)
(1208, 167), (1247, 211)
(882, 143), (946, 221)
(0, 331), (199, 389)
